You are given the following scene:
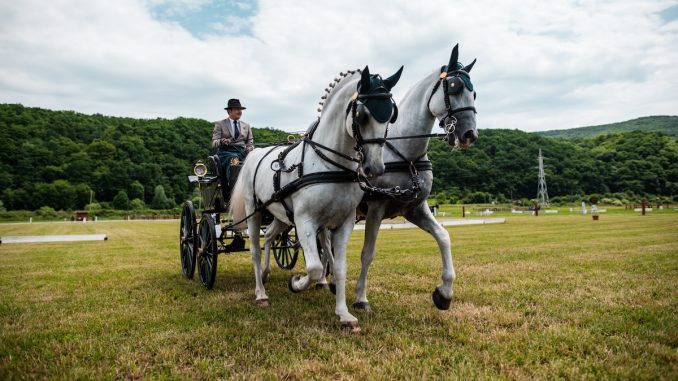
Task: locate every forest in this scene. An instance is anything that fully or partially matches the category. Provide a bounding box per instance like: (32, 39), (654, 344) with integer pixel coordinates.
(1, 104), (676, 211)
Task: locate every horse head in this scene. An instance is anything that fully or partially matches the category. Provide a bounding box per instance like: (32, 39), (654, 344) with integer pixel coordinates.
(346, 65), (404, 178)
(428, 44), (478, 149)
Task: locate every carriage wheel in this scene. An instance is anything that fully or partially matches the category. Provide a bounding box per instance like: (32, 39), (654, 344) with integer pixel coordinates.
(197, 213), (218, 289)
(179, 201), (197, 279)
(271, 227), (300, 270)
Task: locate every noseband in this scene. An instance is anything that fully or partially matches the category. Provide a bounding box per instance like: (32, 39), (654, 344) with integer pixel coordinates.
(427, 67), (477, 141)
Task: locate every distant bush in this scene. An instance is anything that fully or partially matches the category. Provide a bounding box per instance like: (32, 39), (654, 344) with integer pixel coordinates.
(112, 191), (130, 210)
(463, 191), (492, 204)
(130, 198), (145, 210)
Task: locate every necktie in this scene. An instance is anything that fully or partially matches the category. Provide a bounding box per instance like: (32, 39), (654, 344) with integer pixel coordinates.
(233, 120), (240, 139)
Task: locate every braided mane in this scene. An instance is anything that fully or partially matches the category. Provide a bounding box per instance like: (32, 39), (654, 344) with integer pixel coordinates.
(316, 68), (362, 116)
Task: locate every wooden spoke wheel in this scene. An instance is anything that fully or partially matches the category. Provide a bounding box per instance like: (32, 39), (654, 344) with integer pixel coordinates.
(271, 227), (300, 270)
(197, 213), (218, 289)
(179, 201), (197, 279)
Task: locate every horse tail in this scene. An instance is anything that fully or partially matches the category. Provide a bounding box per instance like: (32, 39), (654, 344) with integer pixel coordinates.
(229, 166), (249, 231)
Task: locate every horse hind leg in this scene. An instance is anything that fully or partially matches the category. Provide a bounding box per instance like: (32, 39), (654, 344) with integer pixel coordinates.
(262, 219), (288, 283)
(315, 228), (333, 291)
(288, 222), (324, 293)
(404, 202), (455, 310)
(353, 203), (386, 312)
(248, 212), (269, 307)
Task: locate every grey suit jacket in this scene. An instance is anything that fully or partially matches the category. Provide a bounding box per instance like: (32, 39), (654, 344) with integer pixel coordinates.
(211, 119), (253, 149)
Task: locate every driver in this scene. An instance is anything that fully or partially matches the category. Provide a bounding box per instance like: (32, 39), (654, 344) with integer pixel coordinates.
(211, 98), (254, 185)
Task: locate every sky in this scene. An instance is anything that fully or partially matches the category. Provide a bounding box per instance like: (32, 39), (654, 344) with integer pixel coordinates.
(1, 0), (677, 132)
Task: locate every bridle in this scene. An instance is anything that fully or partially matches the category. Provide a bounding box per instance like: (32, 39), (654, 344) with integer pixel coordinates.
(346, 90), (396, 147)
(427, 66), (477, 143)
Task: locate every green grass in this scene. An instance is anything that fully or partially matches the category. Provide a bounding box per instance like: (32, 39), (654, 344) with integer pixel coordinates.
(0, 213), (676, 379)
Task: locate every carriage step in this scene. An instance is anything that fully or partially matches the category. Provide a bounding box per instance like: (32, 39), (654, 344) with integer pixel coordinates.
(224, 234), (246, 252)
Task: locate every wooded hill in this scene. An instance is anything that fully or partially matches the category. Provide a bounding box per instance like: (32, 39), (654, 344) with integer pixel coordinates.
(1, 103), (676, 211)
(536, 116), (678, 139)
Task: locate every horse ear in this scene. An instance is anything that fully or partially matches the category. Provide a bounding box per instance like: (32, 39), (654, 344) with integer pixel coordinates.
(464, 58), (477, 73)
(447, 43), (459, 72)
(383, 65), (404, 90)
(360, 65), (371, 93)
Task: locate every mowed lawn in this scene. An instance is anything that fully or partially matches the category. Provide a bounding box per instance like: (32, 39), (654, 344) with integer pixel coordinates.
(0, 213), (676, 380)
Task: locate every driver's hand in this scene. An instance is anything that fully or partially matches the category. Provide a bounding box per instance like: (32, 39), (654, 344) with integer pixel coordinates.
(246, 145), (254, 152)
(220, 138), (232, 146)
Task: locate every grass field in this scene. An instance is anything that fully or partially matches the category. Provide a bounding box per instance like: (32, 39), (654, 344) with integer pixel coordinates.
(0, 213), (676, 379)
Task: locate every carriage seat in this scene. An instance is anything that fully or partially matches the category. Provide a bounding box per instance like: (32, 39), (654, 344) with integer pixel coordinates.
(195, 155), (228, 212)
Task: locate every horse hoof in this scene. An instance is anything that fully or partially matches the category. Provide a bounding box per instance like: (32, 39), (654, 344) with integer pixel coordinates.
(256, 298), (270, 307)
(288, 275), (301, 293)
(329, 283), (336, 295)
(340, 321), (361, 333)
(352, 301), (372, 313)
(432, 287), (452, 310)
(315, 283), (330, 291)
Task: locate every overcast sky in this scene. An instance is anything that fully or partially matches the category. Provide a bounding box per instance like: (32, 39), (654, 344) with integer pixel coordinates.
(1, 0), (677, 132)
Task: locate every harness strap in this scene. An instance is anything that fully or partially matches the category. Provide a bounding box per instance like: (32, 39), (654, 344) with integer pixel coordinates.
(384, 160), (432, 173)
(385, 133), (447, 141)
(272, 171), (360, 223)
(252, 146), (280, 206)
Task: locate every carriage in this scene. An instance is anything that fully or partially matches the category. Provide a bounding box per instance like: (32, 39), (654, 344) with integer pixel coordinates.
(178, 153), (305, 289)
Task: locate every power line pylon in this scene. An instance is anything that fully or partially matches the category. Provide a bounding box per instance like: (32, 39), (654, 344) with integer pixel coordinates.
(537, 148), (550, 207)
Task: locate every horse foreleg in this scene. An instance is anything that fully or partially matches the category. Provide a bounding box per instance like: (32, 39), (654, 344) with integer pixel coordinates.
(332, 216), (360, 332)
(353, 203), (386, 312)
(404, 202), (455, 310)
(248, 213), (269, 307)
(288, 220), (323, 292)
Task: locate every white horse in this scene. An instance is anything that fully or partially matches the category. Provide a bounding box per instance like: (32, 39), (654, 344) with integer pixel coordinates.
(351, 44), (478, 312)
(230, 65), (403, 332)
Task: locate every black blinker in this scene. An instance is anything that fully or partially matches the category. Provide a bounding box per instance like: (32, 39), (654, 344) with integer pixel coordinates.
(448, 77), (464, 95)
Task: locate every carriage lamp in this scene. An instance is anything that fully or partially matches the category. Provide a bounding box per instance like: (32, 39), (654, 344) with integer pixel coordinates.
(193, 161), (207, 177)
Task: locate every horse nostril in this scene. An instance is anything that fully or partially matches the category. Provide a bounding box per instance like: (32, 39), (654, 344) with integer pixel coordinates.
(363, 166), (372, 177)
(463, 130), (476, 143)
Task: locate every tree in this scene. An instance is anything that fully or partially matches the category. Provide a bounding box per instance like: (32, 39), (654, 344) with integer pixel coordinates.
(129, 180), (145, 200)
(112, 190), (130, 210)
(151, 185), (174, 209)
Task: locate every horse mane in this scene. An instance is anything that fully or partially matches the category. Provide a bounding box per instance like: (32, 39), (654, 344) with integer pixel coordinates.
(316, 68), (362, 116)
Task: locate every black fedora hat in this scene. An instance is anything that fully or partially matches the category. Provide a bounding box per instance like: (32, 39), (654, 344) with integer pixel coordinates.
(225, 98), (246, 110)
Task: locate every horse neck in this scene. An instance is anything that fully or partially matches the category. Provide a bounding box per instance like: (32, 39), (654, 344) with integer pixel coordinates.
(386, 71), (438, 162)
(309, 81), (357, 169)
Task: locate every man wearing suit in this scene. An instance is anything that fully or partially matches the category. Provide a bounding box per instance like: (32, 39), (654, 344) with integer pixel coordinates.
(211, 98), (254, 189)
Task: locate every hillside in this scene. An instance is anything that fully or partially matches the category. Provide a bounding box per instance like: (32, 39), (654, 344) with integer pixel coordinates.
(536, 116), (678, 139)
(1, 104), (677, 211)
(0, 104), (289, 210)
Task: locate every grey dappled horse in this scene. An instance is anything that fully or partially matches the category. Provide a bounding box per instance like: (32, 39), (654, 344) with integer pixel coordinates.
(230, 66), (403, 332)
(352, 44), (478, 312)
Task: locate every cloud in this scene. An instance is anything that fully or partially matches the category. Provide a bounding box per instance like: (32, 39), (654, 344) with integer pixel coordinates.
(0, 0), (676, 132)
